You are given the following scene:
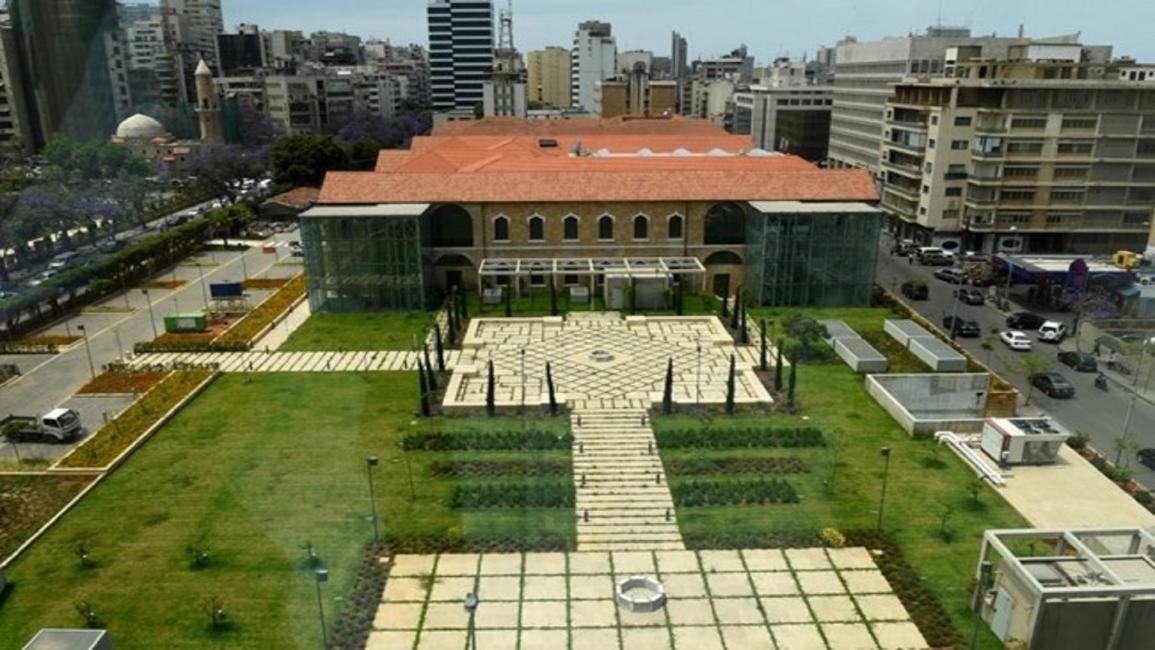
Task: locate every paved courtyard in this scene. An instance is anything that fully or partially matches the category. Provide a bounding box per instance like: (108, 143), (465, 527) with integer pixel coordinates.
(367, 548), (927, 650)
(445, 313), (772, 411)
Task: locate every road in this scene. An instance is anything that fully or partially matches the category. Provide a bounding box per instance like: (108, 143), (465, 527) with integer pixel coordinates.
(875, 239), (1155, 489)
(0, 233), (301, 461)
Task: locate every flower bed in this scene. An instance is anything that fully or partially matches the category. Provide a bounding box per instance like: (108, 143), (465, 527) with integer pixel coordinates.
(76, 371), (168, 394)
(670, 478), (799, 506)
(14, 335), (81, 347)
(0, 475), (92, 562)
(215, 274), (306, 346)
(140, 280), (187, 290)
(656, 426), (826, 449)
(844, 530), (963, 649)
(663, 457), (808, 475)
(450, 482), (574, 509)
(58, 370), (214, 468)
(429, 459), (571, 477)
(242, 277), (289, 290)
(401, 430), (573, 451)
(327, 541), (387, 650)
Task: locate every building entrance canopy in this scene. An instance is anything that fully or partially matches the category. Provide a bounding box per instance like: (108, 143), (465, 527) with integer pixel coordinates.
(478, 257), (706, 278)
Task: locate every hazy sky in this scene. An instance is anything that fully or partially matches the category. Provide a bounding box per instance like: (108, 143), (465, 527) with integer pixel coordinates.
(224, 0), (1155, 62)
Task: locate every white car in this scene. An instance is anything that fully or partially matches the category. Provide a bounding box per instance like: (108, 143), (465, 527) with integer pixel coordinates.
(1000, 330), (1033, 351)
(1037, 321), (1068, 343)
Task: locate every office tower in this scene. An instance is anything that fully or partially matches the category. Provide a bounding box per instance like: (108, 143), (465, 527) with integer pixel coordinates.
(427, 0), (495, 111)
(7, 0), (128, 147)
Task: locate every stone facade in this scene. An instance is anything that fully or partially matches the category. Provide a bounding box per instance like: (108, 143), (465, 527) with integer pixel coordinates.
(428, 200), (749, 295)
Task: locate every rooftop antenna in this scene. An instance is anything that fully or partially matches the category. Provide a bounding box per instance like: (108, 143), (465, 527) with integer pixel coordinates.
(937, 0), (943, 30)
(498, 0), (515, 51)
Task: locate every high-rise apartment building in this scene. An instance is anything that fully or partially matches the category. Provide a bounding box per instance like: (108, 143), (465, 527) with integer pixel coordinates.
(161, 0), (224, 104)
(671, 31), (688, 80)
(427, 0), (495, 111)
(618, 50), (653, 75)
(527, 47), (570, 108)
(879, 43), (1155, 254)
(733, 86), (833, 162)
(7, 0), (129, 147)
(216, 24), (266, 74)
(827, 27), (1081, 175)
(570, 20), (615, 113)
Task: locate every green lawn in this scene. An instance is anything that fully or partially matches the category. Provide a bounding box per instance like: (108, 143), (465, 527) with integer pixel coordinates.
(279, 311), (435, 351)
(655, 362), (1027, 649)
(0, 373), (573, 649)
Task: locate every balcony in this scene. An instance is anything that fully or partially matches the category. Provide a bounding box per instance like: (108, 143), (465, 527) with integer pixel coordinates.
(882, 182), (920, 203)
(881, 159), (923, 178)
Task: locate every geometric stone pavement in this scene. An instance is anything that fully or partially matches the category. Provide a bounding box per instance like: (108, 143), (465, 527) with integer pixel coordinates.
(367, 547), (929, 650)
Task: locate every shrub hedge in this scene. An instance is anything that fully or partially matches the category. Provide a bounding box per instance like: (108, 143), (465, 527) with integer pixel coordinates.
(450, 482), (574, 509)
(663, 457), (808, 475)
(682, 529), (823, 549)
(429, 459), (571, 478)
(327, 541), (386, 650)
(216, 274), (306, 345)
(671, 478), (799, 506)
(656, 427), (825, 449)
(401, 430), (573, 451)
(59, 370), (214, 468)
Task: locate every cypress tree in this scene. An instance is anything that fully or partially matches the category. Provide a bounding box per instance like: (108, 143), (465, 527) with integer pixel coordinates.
(423, 345), (438, 391)
(720, 291), (729, 317)
(739, 302), (749, 344)
(546, 361), (558, 416)
(730, 286), (742, 330)
(504, 286), (512, 317)
(663, 358), (674, 415)
(788, 352), (798, 411)
(759, 320), (768, 371)
(725, 354), (736, 415)
(486, 360), (496, 416)
(549, 280), (558, 316)
(417, 360), (430, 417)
(434, 326), (445, 371)
(629, 278), (637, 314)
(775, 339), (784, 391)
(460, 289), (469, 320)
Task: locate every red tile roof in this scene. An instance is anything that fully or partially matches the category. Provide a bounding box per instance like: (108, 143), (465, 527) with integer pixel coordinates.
(264, 186), (320, 210)
(318, 119), (879, 205)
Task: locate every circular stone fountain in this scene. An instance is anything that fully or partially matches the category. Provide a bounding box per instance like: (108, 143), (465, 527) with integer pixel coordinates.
(588, 349), (615, 363)
(615, 575), (667, 612)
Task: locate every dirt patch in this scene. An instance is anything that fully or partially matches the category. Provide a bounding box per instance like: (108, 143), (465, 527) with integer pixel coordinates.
(243, 278), (289, 290)
(0, 475), (91, 561)
(14, 335), (81, 347)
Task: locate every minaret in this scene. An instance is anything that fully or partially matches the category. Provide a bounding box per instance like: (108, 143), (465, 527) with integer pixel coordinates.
(194, 58), (222, 143)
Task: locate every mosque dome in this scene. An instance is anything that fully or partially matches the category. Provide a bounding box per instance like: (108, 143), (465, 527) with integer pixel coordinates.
(116, 113), (167, 139)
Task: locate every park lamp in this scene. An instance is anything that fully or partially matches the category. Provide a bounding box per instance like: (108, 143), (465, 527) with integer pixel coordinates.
(368, 456), (379, 468)
(464, 592), (479, 614)
(879, 446), (891, 458)
(315, 568), (329, 584)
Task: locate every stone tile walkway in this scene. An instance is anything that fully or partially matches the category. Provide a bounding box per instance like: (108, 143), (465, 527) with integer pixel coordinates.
(367, 548), (928, 650)
(572, 408), (683, 551)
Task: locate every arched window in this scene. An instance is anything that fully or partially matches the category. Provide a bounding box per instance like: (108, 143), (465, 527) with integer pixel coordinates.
(633, 214), (649, 240)
(493, 216), (510, 242)
(704, 202), (746, 245)
(563, 215), (579, 241)
(598, 215), (614, 240)
(667, 214), (684, 240)
(528, 215), (544, 241)
(429, 204), (473, 247)
(704, 250), (743, 265)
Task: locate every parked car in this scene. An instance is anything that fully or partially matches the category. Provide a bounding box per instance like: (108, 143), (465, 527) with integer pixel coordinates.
(1037, 321), (1068, 343)
(918, 249), (954, 266)
(900, 281), (929, 300)
(1137, 449), (1155, 471)
(954, 287), (985, 305)
(942, 316), (981, 337)
(893, 239), (918, 256)
(47, 251), (80, 271)
(1000, 330), (1033, 351)
(934, 267), (967, 284)
(1030, 372), (1075, 399)
(1058, 350), (1098, 372)
(98, 239), (124, 254)
(1006, 311), (1046, 330)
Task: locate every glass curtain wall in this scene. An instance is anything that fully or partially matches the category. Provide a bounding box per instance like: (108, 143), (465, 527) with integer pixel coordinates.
(747, 210), (881, 306)
(301, 215), (431, 311)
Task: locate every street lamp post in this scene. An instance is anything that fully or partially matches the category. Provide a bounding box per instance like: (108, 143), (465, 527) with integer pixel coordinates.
(464, 592), (479, 650)
(314, 568), (329, 647)
(876, 446), (892, 531)
(197, 263), (209, 309)
(366, 456), (380, 543)
(142, 289), (158, 339)
(77, 324), (96, 380)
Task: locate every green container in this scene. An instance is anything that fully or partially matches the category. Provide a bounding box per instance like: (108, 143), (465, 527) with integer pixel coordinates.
(163, 312), (207, 333)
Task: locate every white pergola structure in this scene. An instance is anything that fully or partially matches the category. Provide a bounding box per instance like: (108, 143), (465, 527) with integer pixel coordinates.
(477, 257), (706, 302)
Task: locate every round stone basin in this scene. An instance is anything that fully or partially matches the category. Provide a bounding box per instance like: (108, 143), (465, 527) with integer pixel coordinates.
(616, 575), (666, 612)
(588, 349), (615, 363)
